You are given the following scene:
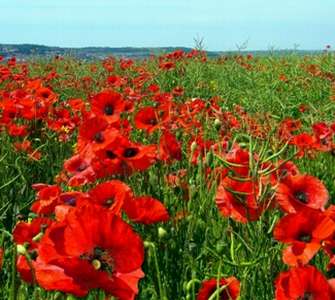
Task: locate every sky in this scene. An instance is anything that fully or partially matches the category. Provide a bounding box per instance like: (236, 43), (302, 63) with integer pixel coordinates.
(0, 0), (334, 51)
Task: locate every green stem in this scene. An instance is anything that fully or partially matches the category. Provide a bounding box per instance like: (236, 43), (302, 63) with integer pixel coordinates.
(148, 242), (166, 300)
(10, 245), (17, 300)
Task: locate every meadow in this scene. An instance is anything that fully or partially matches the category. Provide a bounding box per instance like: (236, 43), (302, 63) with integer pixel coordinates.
(0, 49), (335, 299)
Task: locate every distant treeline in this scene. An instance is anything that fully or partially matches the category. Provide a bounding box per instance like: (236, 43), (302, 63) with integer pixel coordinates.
(0, 43), (327, 60)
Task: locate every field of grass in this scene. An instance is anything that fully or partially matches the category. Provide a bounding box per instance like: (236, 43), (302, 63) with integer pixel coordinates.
(0, 50), (335, 299)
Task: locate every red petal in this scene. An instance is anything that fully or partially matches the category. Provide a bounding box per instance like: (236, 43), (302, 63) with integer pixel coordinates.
(124, 196), (170, 224)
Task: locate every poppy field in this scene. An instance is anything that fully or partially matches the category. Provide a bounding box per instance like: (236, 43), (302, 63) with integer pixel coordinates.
(1, 49), (335, 299)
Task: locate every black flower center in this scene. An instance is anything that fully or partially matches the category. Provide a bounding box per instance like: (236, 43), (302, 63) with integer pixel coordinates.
(76, 163), (87, 172)
(64, 197), (76, 206)
(29, 249), (38, 261)
(123, 147), (139, 158)
(106, 150), (117, 159)
(298, 233), (311, 243)
(94, 132), (104, 143)
(279, 169), (288, 178)
(103, 198), (114, 208)
(298, 293), (313, 300)
(294, 191), (308, 204)
(147, 118), (158, 125)
(80, 247), (114, 273)
(104, 104), (114, 115)
(41, 91), (50, 98)
(35, 102), (43, 109)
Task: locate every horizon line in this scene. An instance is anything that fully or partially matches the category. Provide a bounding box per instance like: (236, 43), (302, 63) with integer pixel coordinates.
(0, 42), (331, 53)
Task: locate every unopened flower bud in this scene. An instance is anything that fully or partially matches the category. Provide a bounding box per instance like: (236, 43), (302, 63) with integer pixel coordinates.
(205, 150), (214, 166)
(158, 227), (167, 239)
(144, 241), (152, 249)
(17, 244), (27, 255)
(32, 232), (44, 243)
(190, 141), (197, 152)
(214, 118), (222, 130)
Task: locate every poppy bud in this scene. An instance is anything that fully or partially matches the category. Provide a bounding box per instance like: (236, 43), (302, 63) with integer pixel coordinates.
(144, 241), (152, 249)
(214, 118), (222, 130)
(16, 244), (27, 255)
(190, 141), (197, 152)
(158, 227), (167, 239)
(205, 150), (214, 166)
(32, 232), (44, 243)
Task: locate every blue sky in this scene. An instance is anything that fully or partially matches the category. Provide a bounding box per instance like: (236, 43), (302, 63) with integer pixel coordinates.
(1, 0), (334, 51)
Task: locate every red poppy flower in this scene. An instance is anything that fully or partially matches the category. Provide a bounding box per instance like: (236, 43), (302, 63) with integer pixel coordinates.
(19, 97), (49, 120)
(189, 136), (213, 165)
(77, 116), (109, 151)
(313, 122), (332, 140)
(274, 208), (335, 266)
(92, 147), (124, 177)
(172, 86), (184, 97)
(16, 253), (90, 295)
(328, 278), (335, 299)
(66, 98), (85, 112)
(159, 61), (175, 70)
(34, 259), (88, 296)
(88, 180), (133, 215)
(60, 191), (88, 207)
(134, 106), (159, 133)
(321, 206), (335, 259)
(153, 93), (173, 104)
(14, 140), (32, 152)
(123, 196), (170, 224)
(216, 178), (261, 223)
(273, 160), (300, 185)
(147, 84), (160, 94)
(35, 87), (57, 104)
(109, 136), (157, 173)
(278, 118), (301, 140)
(223, 146), (250, 177)
(197, 277), (240, 300)
(17, 255), (36, 283)
(275, 174), (329, 213)
(31, 185), (62, 215)
(64, 154), (96, 187)
(91, 90), (125, 124)
(107, 75), (127, 88)
(120, 58), (134, 70)
(159, 130), (182, 162)
(291, 133), (316, 157)
(7, 123), (28, 137)
(312, 122), (333, 152)
(38, 204), (144, 298)
(13, 217), (53, 250)
(134, 105), (170, 134)
(275, 265), (331, 299)
(13, 217), (53, 283)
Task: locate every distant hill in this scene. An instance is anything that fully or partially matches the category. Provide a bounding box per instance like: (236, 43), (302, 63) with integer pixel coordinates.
(0, 43), (327, 60)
